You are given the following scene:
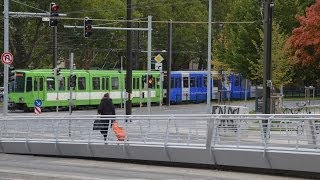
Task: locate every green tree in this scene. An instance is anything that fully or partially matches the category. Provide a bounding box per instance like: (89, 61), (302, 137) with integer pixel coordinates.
(215, 0), (262, 81)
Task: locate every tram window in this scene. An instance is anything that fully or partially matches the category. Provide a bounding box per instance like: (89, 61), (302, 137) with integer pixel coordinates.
(175, 78), (181, 88)
(183, 77), (189, 88)
(78, 77), (86, 90)
(196, 77), (201, 88)
(213, 77), (219, 88)
(67, 77), (70, 90)
(156, 77), (160, 89)
(106, 77), (110, 90)
(137, 77), (140, 89)
(234, 75), (240, 86)
(47, 77), (55, 91)
(102, 78), (105, 90)
(190, 77), (196, 88)
(34, 79), (38, 91)
(26, 77), (33, 92)
(59, 77), (65, 91)
(133, 78), (137, 89)
(39, 78), (43, 91)
(171, 78), (175, 88)
(204, 77), (207, 87)
(11, 74), (24, 92)
(92, 77), (100, 90)
(111, 77), (119, 90)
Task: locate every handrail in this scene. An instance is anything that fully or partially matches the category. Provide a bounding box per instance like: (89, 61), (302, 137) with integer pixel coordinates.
(1, 114), (320, 153)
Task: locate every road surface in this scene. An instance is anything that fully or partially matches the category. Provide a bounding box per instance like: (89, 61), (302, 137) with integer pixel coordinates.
(0, 153), (305, 180)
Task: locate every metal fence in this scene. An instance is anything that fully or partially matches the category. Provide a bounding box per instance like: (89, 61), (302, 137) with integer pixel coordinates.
(1, 114), (320, 153)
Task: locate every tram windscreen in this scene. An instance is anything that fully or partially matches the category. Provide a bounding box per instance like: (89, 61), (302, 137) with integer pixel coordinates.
(9, 72), (25, 92)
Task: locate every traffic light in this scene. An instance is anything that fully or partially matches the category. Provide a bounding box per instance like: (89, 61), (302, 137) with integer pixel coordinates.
(49, 2), (59, 27)
(147, 75), (153, 89)
(84, 17), (92, 38)
(52, 68), (56, 76)
(69, 75), (77, 88)
(56, 68), (61, 76)
(8, 66), (15, 82)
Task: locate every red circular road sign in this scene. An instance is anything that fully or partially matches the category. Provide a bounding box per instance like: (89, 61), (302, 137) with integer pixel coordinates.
(1, 52), (14, 65)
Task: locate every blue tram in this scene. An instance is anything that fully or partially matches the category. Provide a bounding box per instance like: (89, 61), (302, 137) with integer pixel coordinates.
(167, 71), (251, 104)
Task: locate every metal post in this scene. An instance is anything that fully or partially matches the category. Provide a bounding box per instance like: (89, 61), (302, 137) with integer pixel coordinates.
(52, 26), (59, 112)
(68, 52), (74, 137)
(3, 0), (9, 117)
(69, 52), (74, 115)
(159, 70), (163, 110)
(166, 20), (172, 106)
(263, 0), (273, 114)
(207, 0), (212, 114)
(135, 21), (141, 70)
(52, 26), (57, 69)
(147, 16), (152, 113)
(126, 0), (133, 115)
(120, 56), (124, 108)
(262, 0), (273, 139)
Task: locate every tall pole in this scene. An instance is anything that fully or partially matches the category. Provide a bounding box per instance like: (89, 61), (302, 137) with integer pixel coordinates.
(135, 22), (141, 70)
(69, 52), (74, 115)
(126, 0), (133, 115)
(263, 0), (273, 114)
(147, 16), (152, 113)
(52, 26), (57, 69)
(166, 20), (172, 106)
(120, 56), (124, 108)
(3, 0), (9, 117)
(53, 26), (58, 112)
(206, 0), (212, 114)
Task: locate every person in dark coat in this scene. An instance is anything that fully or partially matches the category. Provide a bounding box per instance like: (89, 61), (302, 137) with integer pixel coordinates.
(93, 93), (116, 141)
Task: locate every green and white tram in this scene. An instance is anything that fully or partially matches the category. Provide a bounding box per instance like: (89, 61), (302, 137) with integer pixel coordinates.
(8, 69), (162, 111)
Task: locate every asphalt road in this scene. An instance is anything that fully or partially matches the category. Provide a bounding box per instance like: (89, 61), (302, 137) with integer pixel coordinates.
(0, 153), (305, 180)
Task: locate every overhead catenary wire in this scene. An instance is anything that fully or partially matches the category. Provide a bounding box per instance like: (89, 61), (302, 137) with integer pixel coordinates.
(9, 14), (261, 25)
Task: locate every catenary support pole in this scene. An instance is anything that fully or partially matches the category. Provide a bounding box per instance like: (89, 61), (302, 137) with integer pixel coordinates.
(263, 0), (273, 115)
(3, 0), (9, 117)
(126, 0), (133, 115)
(166, 20), (172, 106)
(206, 0), (212, 114)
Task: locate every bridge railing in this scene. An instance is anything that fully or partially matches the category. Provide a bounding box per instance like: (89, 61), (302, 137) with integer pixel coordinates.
(1, 114), (320, 153)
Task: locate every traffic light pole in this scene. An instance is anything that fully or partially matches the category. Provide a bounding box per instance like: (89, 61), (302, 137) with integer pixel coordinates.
(147, 16), (152, 113)
(2, 4), (66, 117)
(3, 0), (9, 117)
(52, 26), (57, 68)
(53, 26), (59, 112)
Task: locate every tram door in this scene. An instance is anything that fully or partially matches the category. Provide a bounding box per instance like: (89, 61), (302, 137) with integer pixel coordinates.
(33, 76), (45, 101)
(182, 73), (189, 101)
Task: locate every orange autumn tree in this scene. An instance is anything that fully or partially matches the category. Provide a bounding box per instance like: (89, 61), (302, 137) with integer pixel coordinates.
(288, 0), (320, 67)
